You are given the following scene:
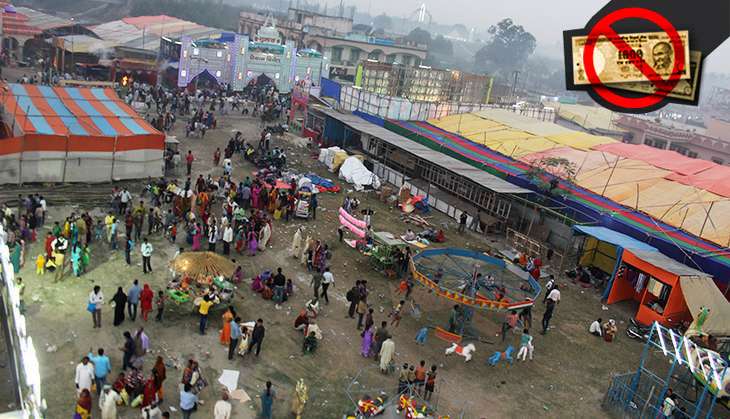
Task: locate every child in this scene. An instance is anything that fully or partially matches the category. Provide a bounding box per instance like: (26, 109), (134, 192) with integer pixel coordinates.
(285, 278), (293, 298)
(95, 220), (104, 242)
(306, 248), (314, 272)
(424, 365), (437, 401)
(155, 290), (166, 321)
(35, 254), (45, 275)
(517, 328), (534, 361)
(169, 223), (177, 243)
(390, 300), (405, 328)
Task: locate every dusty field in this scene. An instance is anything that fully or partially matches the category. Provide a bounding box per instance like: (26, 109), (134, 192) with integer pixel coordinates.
(13, 107), (672, 419)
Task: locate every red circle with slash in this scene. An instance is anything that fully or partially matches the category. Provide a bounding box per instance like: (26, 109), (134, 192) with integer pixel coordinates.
(583, 8), (686, 109)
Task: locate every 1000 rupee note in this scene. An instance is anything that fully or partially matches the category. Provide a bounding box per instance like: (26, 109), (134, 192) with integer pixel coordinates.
(610, 51), (701, 101)
(572, 30), (690, 85)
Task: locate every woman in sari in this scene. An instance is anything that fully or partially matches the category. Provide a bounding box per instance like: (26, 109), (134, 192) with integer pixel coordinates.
(251, 184), (261, 209)
(235, 226), (245, 254)
(141, 377), (157, 408)
(112, 287), (127, 326)
(191, 223), (203, 251)
(361, 324), (374, 357)
(71, 244), (82, 277)
(267, 188), (277, 213)
(313, 240), (323, 272)
(219, 306), (235, 345)
(10, 243), (21, 274)
(232, 265), (243, 284)
(247, 229), (258, 256)
(80, 245), (90, 274)
(75, 389), (92, 419)
(258, 222), (272, 251)
(258, 186), (268, 211)
(153, 356), (166, 401)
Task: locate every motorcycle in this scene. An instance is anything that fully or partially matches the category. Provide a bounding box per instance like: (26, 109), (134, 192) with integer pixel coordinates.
(626, 318), (653, 341)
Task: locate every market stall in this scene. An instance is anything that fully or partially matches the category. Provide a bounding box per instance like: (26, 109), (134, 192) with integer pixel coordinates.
(168, 251), (236, 306)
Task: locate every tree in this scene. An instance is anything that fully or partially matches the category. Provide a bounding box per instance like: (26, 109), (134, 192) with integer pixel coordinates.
(372, 13), (393, 31)
(430, 35), (453, 56)
(475, 18), (536, 77)
(405, 27), (431, 46)
(525, 157), (576, 194)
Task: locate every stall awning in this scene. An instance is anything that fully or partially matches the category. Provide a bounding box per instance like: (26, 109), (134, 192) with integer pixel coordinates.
(628, 249), (709, 278)
(574, 226), (657, 252)
(680, 276), (730, 337)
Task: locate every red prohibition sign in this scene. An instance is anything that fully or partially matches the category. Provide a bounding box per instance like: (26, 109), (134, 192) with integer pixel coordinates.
(583, 8), (686, 109)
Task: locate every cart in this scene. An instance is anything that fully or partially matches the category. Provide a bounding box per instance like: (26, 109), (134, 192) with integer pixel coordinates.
(369, 232), (408, 276)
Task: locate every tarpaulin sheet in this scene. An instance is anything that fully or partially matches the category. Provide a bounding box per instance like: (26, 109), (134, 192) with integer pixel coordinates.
(594, 143), (716, 176)
(667, 165), (730, 198)
(545, 131), (615, 151)
(472, 109), (571, 136)
(575, 160), (671, 202)
(482, 137), (559, 158)
(555, 103), (616, 131)
(1, 83), (159, 138)
(574, 225), (658, 251)
(520, 147), (619, 177)
(681, 276), (730, 337)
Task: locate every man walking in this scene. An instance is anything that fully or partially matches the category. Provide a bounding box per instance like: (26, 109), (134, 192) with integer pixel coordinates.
(127, 280), (141, 321)
(228, 316), (242, 360)
(321, 267), (334, 305)
(222, 224), (233, 255)
(248, 318), (265, 357)
(125, 237), (134, 265)
(141, 237), (153, 274)
(74, 356), (95, 395)
(541, 284), (560, 334)
(346, 282), (360, 319)
(186, 150), (194, 176)
(120, 188), (132, 215)
(88, 347), (111, 395)
(310, 270), (322, 300)
(458, 211), (468, 233)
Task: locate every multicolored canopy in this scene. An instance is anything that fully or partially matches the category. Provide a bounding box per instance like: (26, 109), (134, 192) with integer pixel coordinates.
(1, 83), (159, 137)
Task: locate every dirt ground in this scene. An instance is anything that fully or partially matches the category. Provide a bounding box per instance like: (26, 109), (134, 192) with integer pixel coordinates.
(12, 103), (678, 419)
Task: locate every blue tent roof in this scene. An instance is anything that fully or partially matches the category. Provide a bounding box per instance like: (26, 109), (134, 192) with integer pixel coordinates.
(574, 226), (658, 252)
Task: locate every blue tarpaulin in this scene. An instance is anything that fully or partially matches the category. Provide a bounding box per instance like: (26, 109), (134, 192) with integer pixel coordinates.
(574, 226), (658, 252)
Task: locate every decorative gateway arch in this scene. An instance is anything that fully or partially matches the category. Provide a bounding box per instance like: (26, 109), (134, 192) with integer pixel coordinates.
(177, 17), (323, 93)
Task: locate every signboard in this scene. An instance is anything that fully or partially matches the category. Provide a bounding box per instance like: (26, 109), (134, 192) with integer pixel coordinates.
(249, 53), (281, 64)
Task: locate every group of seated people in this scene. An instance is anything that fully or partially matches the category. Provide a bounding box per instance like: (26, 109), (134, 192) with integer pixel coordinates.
(401, 228), (445, 244)
(589, 317), (618, 342)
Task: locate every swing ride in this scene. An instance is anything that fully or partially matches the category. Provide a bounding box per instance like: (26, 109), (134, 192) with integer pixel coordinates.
(409, 248), (541, 340)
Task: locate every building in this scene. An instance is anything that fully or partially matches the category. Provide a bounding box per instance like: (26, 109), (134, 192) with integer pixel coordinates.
(354, 61), (492, 103)
(0, 3), (92, 62)
(614, 115), (730, 165)
(0, 83), (164, 184)
(239, 8), (427, 82)
(176, 19), (322, 93)
(52, 15), (222, 82)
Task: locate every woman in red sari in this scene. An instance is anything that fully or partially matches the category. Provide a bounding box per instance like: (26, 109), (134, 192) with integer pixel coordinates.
(140, 284), (154, 321)
(141, 376), (157, 407)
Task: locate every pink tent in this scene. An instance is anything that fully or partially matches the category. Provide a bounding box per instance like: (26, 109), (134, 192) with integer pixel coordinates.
(593, 143), (715, 176)
(667, 166), (730, 198)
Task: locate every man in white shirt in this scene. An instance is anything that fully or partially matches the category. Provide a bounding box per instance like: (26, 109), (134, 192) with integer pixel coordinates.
(120, 188), (132, 214)
(321, 267), (335, 305)
(222, 225), (233, 255)
(546, 285), (561, 304)
(589, 318), (603, 337)
(140, 238), (153, 274)
(214, 391), (232, 419)
(75, 356), (95, 395)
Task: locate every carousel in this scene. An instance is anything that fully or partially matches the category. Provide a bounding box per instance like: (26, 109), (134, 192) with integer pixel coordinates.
(168, 251), (237, 308)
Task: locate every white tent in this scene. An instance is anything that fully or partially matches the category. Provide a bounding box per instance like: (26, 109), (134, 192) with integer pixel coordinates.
(338, 156), (381, 191)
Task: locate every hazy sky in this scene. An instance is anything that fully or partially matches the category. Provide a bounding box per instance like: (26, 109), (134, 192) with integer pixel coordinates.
(361, 0), (730, 71)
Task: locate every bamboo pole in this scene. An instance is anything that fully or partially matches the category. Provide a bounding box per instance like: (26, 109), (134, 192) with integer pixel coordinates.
(600, 157), (621, 197)
(698, 201), (716, 238)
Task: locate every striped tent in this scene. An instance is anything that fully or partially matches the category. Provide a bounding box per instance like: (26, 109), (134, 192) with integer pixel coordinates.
(0, 83), (164, 183)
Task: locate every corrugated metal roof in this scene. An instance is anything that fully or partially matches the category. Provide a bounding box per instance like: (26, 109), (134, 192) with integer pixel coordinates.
(629, 249), (709, 278)
(315, 107), (531, 195)
(90, 17), (222, 51)
(14, 6), (73, 31)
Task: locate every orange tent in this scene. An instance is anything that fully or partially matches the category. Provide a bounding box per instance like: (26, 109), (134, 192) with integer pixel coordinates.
(607, 248), (710, 327)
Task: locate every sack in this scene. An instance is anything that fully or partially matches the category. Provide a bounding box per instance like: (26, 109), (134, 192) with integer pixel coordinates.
(86, 302), (96, 313)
